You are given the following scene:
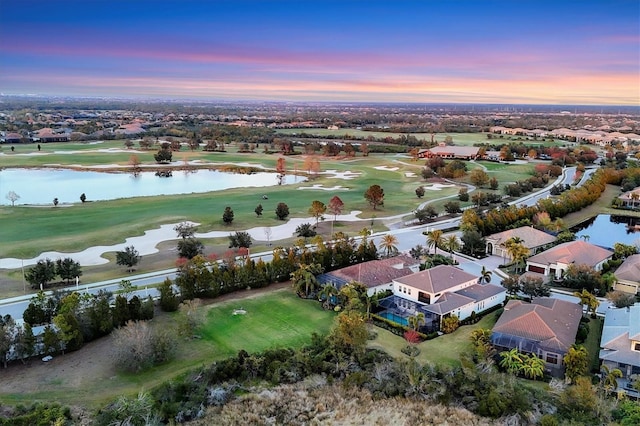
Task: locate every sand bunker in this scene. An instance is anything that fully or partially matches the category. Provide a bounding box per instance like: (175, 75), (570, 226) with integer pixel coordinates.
(374, 166), (399, 171)
(320, 170), (361, 180)
(298, 184), (349, 191)
(420, 183), (455, 191)
(404, 172), (416, 177)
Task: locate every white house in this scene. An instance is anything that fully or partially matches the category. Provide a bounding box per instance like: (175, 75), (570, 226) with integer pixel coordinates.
(378, 265), (506, 332)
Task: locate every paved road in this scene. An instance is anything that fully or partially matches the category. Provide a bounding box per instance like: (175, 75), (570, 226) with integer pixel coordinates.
(0, 166), (589, 320)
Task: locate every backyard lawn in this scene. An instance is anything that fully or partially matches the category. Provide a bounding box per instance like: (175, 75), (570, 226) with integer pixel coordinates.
(200, 289), (335, 356)
(367, 311), (500, 367)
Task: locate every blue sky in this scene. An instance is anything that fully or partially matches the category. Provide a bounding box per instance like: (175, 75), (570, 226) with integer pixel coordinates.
(0, 0), (638, 104)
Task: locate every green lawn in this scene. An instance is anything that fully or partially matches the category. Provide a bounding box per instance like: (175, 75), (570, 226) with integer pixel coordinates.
(584, 316), (604, 373)
(367, 312), (499, 367)
(200, 289), (335, 356)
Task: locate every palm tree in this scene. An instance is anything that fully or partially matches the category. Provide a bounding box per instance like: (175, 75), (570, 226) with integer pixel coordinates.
(318, 283), (338, 310)
(291, 263), (322, 298)
(504, 237), (528, 273)
(499, 348), (524, 375)
(521, 353), (545, 380)
(426, 229), (444, 256)
(408, 312), (426, 331)
(631, 192), (639, 209)
(573, 289), (599, 317)
(479, 266), (493, 284)
(444, 234), (461, 260)
(601, 364), (623, 393)
(379, 233), (399, 258)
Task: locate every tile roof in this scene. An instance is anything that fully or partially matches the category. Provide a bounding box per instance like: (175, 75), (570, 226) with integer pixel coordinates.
(492, 298), (581, 353)
(393, 265), (477, 294)
(615, 254), (640, 283)
(526, 240), (613, 267)
(599, 305), (640, 367)
(486, 226), (556, 249)
(422, 292), (475, 315)
(457, 282), (506, 301)
(321, 255), (419, 289)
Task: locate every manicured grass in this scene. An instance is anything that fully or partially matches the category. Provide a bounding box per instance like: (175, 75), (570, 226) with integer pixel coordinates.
(0, 288), (335, 408)
(562, 184), (640, 228)
(367, 312), (499, 367)
(584, 316), (604, 372)
(200, 289), (335, 356)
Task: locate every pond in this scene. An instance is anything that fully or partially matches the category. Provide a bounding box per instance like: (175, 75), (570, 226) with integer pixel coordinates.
(572, 214), (640, 249)
(0, 168), (304, 205)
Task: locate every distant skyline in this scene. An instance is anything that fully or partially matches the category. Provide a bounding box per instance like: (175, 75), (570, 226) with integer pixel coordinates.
(1, 0), (638, 105)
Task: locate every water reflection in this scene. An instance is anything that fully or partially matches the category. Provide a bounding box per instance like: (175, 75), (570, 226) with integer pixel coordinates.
(572, 215), (640, 248)
(1, 168), (304, 205)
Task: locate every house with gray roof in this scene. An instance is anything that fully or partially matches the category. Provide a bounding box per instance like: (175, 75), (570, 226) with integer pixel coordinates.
(525, 240), (613, 281)
(614, 254), (640, 295)
(599, 305), (640, 395)
(491, 298), (582, 374)
(485, 226), (556, 260)
(377, 265), (505, 332)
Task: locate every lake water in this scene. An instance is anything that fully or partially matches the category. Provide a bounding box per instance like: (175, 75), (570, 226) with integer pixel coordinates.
(573, 215), (640, 249)
(0, 168), (303, 205)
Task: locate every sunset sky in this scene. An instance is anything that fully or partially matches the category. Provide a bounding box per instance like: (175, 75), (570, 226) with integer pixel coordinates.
(1, 0), (638, 105)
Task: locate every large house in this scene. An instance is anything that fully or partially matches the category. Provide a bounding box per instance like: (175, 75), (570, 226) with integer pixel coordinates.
(525, 240), (613, 280)
(614, 254), (640, 295)
(618, 187), (640, 209)
(485, 226), (557, 260)
(491, 298), (582, 374)
(418, 145), (481, 160)
(377, 265), (506, 332)
(599, 305), (640, 395)
(316, 255), (420, 296)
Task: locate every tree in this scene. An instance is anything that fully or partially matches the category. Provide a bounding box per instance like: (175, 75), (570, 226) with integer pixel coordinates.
(426, 229), (444, 255)
(574, 289), (600, 315)
(113, 320), (176, 372)
(116, 245), (141, 272)
(600, 364), (623, 393)
(14, 322), (35, 364)
(379, 233), (399, 258)
(176, 299), (205, 338)
(563, 344), (589, 384)
(520, 276), (550, 300)
(444, 235), (461, 259)
(441, 315), (460, 334)
(470, 169), (489, 187)
(504, 237), (528, 273)
(408, 312), (425, 331)
(328, 195), (344, 220)
(55, 257), (82, 285)
(489, 177), (499, 190)
(329, 310), (368, 354)
(606, 290), (636, 309)
(79, 193), (86, 203)
(174, 222), (197, 239)
(308, 200), (326, 227)
(222, 206), (234, 225)
(25, 258), (56, 290)
(275, 202), (289, 220)
(461, 227), (486, 257)
(154, 146), (172, 163)
(499, 347), (524, 375)
(563, 264), (605, 294)
(415, 186), (425, 198)
(295, 222), (316, 238)
(5, 191), (20, 206)
(414, 205), (438, 224)
(0, 315), (16, 368)
(364, 184), (384, 210)
(291, 263), (323, 298)
(255, 203), (263, 217)
(501, 275), (521, 297)
(318, 283), (338, 310)
(522, 353), (545, 380)
(158, 278), (180, 312)
(479, 266), (493, 283)
(177, 238), (204, 259)
(228, 231), (252, 248)
(443, 201), (462, 214)
(53, 197), (59, 206)
(458, 187), (469, 202)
